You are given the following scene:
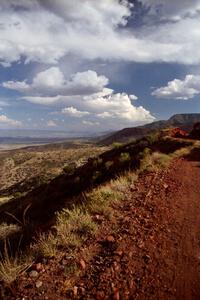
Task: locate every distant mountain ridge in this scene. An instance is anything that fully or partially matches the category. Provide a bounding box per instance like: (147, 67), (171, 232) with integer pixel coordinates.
(99, 113), (200, 145)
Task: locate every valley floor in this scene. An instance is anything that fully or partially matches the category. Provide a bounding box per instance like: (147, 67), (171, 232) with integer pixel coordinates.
(6, 150), (200, 300)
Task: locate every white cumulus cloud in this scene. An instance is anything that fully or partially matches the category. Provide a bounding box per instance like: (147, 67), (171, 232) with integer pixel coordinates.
(2, 65), (155, 130)
(152, 74), (200, 100)
(2, 68), (109, 97)
(58, 88), (155, 129)
(62, 107), (90, 118)
(0, 0), (200, 66)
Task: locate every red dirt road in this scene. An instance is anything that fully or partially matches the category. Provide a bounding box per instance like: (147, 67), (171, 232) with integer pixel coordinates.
(74, 157), (200, 299)
(169, 159), (200, 300)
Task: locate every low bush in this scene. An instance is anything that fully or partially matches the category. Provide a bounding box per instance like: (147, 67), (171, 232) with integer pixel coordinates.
(119, 152), (131, 163)
(105, 160), (114, 170)
(112, 142), (123, 149)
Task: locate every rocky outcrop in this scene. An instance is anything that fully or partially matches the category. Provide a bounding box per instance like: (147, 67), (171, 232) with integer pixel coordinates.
(164, 127), (189, 139)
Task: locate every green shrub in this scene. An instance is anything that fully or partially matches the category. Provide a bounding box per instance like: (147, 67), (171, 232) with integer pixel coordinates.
(105, 160), (114, 170)
(92, 171), (101, 182)
(146, 132), (159, 145)
(92, 158), (103, 167)
(74, 176), (80, 183)
(63, 163), (76, 175)
(119, 152), (131, 163)
(112, 142), (123, 149)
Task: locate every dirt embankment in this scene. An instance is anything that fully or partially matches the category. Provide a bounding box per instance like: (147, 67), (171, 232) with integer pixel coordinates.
(6, 147), (200, 300)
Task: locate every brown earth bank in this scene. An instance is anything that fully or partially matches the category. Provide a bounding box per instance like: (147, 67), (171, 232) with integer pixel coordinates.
(2, 149), (200, 300)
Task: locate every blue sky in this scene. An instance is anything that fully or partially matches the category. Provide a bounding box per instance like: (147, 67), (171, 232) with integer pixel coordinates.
(0, 0), (200, 133)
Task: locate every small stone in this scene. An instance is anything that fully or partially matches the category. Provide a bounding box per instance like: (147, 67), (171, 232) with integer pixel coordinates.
(113, 261), (120, 272)
(29, 270), (39, 278)
(62, 259), (68, 266)
(115, 250), (123, 256)
(80, 259), (86, 270)
(163, 183), (169, 189)
(129, 281), (136, 291)
(113, 288), (120, 300)
(94, 214), (104, 222)
(35, 263), (44, 272)
(73, 286), (78, 296)
(107, 235), (115, 243)
(35, 280), (43, 288)
(96, 291), (105, 300)
(124, 216), (130, 222)
(142, 254), (151, 264)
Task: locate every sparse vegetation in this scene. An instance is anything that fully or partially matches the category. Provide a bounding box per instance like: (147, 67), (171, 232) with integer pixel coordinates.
(0, 223), (21, 240)
(119, 152), (131, 163)
(92, 158), (103, 167)
(92, 171), (102, 182)
(111, 171), (138, 192)
(112, 142), (123, 149)
(0, 132), (200, 286)
(32, 233), (57, 258)
(146, 132), (160, 145)
(105, 160), (114, 170)
(0, 143), (108, 197)
(63, 163), (77, 175)
(139, 150), (171, 173)
(33, 207), (97, 259)
(87, 186), (122, 218)
(0, 244), (32, 284)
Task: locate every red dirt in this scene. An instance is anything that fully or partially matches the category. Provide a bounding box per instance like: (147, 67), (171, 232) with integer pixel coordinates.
(169, 127), (189, 138)
(4, 152), (200, 300)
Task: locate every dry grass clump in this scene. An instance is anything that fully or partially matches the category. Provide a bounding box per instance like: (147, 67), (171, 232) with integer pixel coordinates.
(86, 186), (122, 218)
(32, 232), (58, 258)
(151, 152), (172, 168)
(140, 150), (172, 173)
(34, 207), (97, 258)
(56, 207), (97, 242)
(0, 223), (21, 240)
(111, 171), (138, 192)
(0, 245), (32, 284)
(171, 146), (194, 158)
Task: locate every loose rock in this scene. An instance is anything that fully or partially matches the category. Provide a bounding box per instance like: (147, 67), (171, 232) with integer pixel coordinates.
(29, 270), (39, 278)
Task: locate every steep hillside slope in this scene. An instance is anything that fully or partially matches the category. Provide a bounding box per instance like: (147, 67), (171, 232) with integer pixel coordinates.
(3, 143), (200, 300)
(100, 113), (200, 145)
